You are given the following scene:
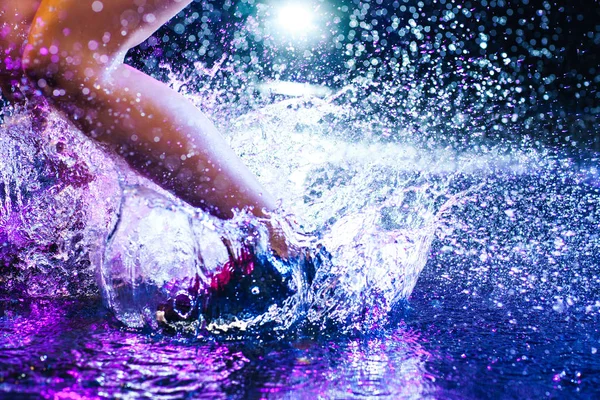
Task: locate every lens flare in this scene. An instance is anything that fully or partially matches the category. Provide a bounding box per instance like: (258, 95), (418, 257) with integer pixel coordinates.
(276, 3), (315, 35)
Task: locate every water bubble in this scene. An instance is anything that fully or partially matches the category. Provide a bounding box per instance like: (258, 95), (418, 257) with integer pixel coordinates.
(91, 1), (103, 13)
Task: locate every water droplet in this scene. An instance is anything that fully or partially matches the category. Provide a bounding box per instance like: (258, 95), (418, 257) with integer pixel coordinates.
(92, 1), (103, 13)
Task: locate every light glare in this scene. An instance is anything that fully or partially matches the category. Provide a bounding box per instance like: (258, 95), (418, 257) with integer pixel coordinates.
(277, 4), (314, 34)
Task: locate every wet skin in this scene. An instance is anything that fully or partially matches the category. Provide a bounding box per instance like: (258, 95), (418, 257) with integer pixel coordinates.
(0, 0), (289, 256)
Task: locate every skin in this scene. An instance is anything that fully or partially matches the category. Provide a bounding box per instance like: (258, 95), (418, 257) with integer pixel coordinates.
(0, 0), (288, 256)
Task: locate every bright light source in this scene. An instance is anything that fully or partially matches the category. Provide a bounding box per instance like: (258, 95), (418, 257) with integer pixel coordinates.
(277, 3), (315, 35)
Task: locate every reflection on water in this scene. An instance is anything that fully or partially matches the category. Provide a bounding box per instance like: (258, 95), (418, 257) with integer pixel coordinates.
(0, 300), (434, 399)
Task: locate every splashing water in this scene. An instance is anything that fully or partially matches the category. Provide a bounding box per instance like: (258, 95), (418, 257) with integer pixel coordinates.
(97, 90), (476, 334)
(0, 0), (598, 339)
(0, 85), (475, 335)
(2, 47), (599, 342)
(0, 111), (121, 298)
(2, 80), (572, 337)
(101, 186), (313, 334)
(1, 2), (599, 398)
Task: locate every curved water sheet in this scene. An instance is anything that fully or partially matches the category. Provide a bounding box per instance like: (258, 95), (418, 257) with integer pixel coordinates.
(101, 186), (312, 334)
(97, 89), (487, 334)
(100, 178), (444, 335)
(0, 100), (467, 335)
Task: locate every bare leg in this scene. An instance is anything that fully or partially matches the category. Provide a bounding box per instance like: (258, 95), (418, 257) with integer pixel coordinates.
(22, 0), (278, 221)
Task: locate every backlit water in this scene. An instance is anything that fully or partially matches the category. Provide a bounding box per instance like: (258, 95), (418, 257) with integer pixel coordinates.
(1, 0), (599, 398)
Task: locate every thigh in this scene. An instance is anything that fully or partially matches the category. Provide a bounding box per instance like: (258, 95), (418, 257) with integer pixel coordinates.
(28, 0), (192, 64)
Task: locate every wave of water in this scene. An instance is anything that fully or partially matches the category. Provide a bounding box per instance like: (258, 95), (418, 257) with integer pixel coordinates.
(1, 75), (597, 336)
(96, 91), (473, 334)
(0, 95), (466, 335)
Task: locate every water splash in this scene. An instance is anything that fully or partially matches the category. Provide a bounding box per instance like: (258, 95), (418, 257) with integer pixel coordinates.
(1, 32), (595, 336)
(0, 95), (464, 334)
(0, 110), (121, 298)
(101, 186), (312, 334)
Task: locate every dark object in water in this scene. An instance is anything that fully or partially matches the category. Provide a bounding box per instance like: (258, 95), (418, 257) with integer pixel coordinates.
(157, 244), (322, 332)
(201, 246), (297, 324)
